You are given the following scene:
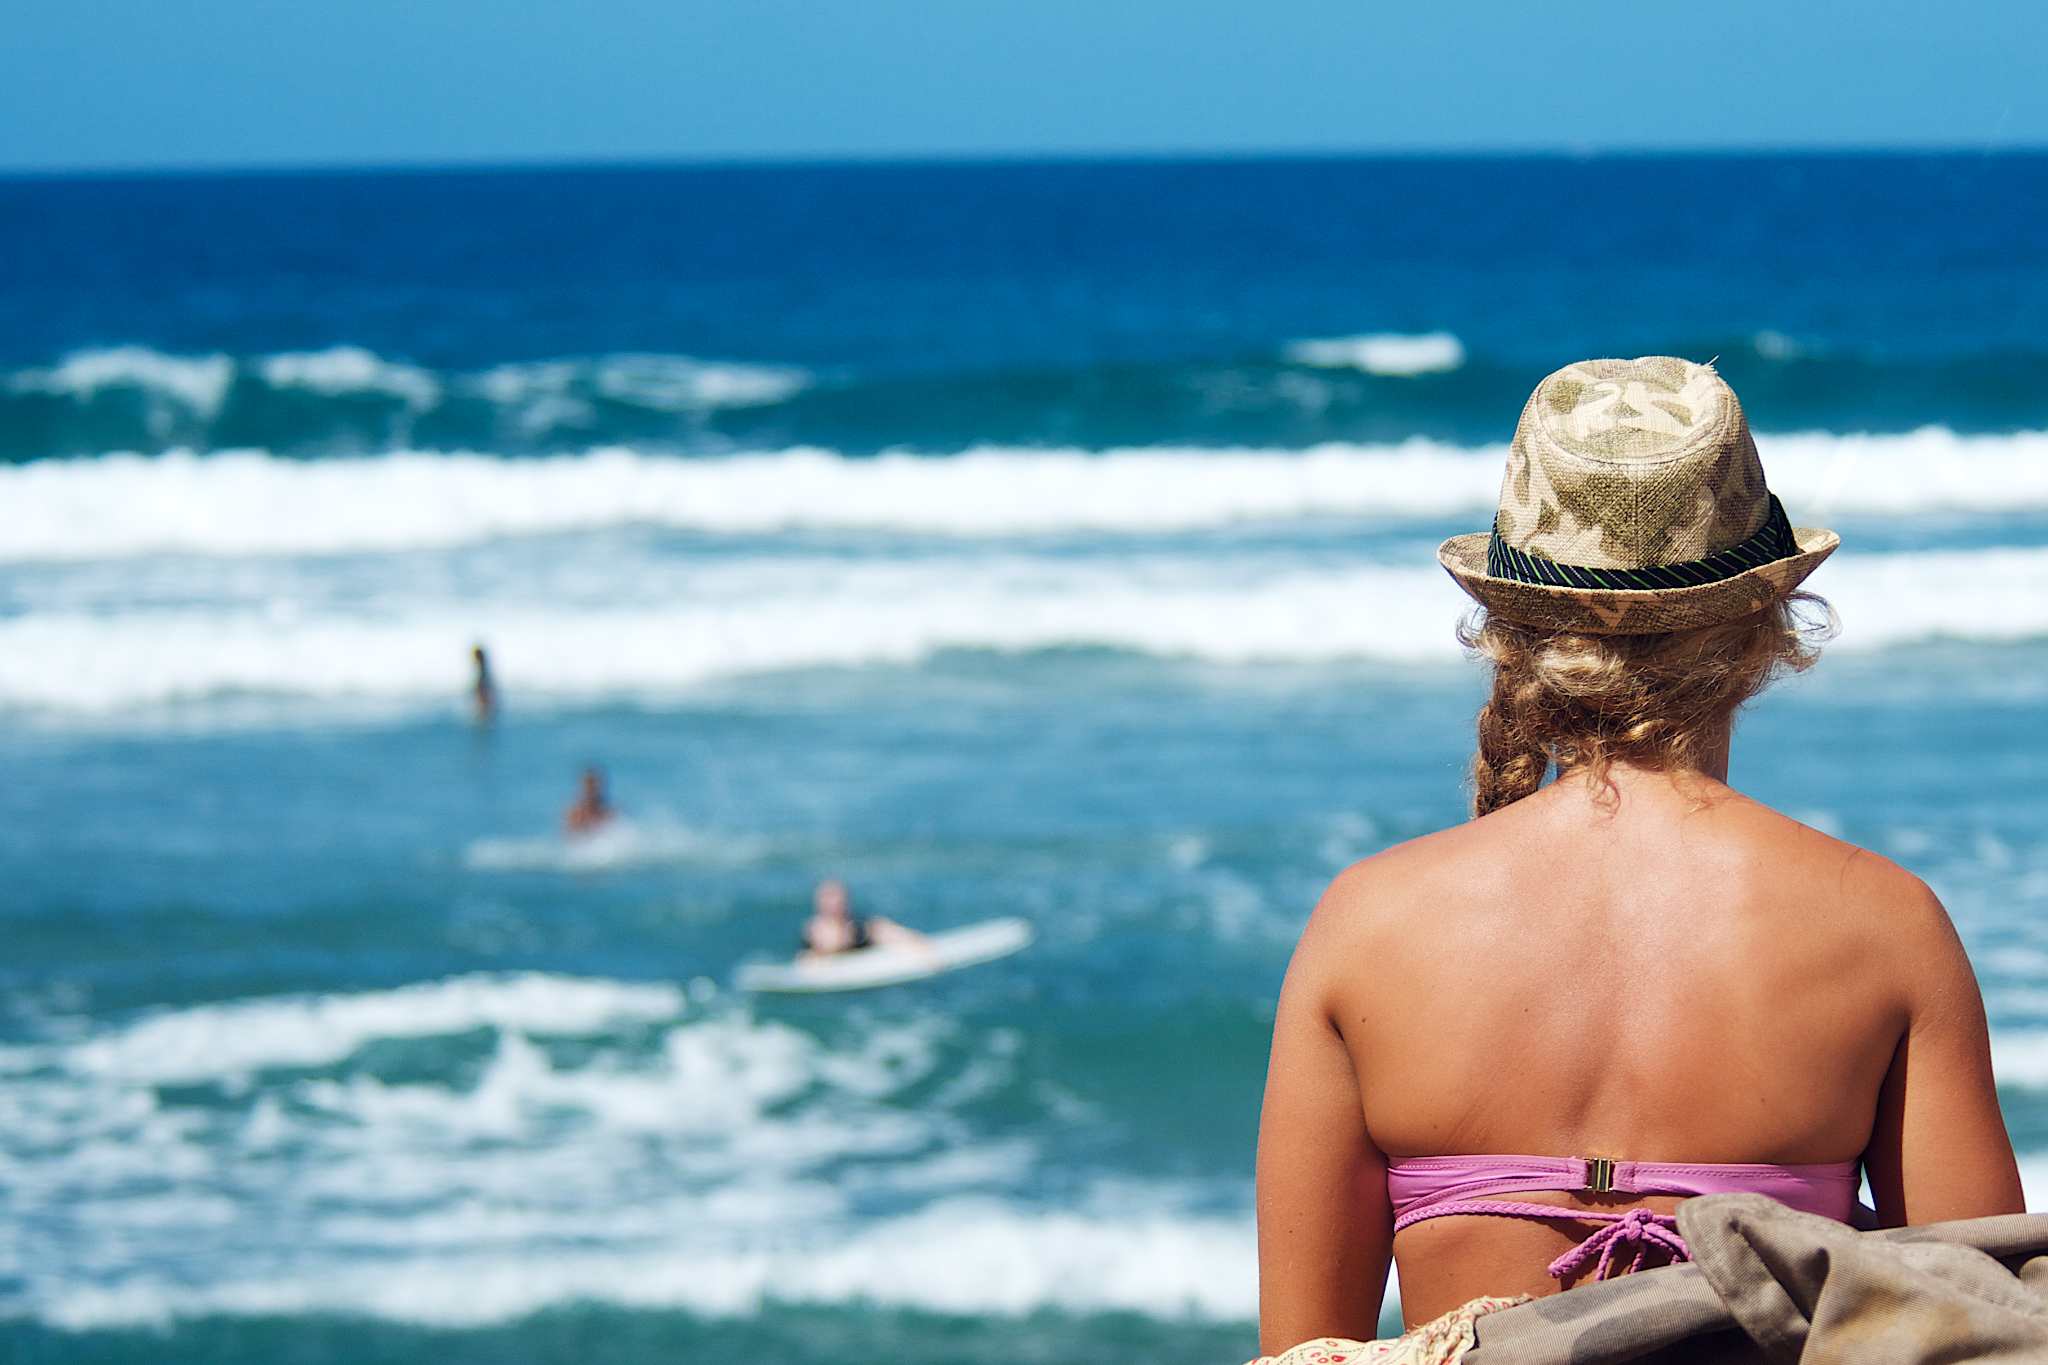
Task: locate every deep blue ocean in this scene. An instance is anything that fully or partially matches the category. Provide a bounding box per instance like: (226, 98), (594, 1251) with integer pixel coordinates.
(2, 154), (2047, 1364)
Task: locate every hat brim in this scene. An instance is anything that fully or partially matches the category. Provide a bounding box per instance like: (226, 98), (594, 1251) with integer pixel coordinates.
(1437, 526), (1839, 636)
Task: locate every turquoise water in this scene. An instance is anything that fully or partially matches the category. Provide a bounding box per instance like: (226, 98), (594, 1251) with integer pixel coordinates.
(2, 154), (2047, 1362)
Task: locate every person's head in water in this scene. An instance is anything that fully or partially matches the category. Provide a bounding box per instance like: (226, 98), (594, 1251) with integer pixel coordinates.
(813, 879), (850, 922)
(563, 765), (612, 833)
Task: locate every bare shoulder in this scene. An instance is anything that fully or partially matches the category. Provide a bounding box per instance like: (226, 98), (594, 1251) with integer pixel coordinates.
(1315, 820), (1472, 910)
(1738, 797), (1950, 927)
(1730, 795), (1969, 988)
(1832, 844), (1978, 1013)
(1292, 820), (1498, 970)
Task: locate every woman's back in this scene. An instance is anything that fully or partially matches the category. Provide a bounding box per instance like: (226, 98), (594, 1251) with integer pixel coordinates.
(1312, 767), (1950, 1322)
(1352, 770), (1898, 1169)
(1253, 358), (2022, 1354)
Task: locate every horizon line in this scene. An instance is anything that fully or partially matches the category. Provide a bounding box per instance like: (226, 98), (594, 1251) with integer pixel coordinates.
(4, 140), (2045, 182)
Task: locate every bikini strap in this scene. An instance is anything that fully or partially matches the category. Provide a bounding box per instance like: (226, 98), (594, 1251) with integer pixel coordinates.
(1393, 1199), (1690, 1282)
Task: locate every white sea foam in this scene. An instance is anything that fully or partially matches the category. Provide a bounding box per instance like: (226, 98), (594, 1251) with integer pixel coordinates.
(1753, 329), (1802, 360)
(19, 1197), (1258, 1328)
(10, 346), (236, 417)
(2, 977), (1173, 1330)
(592, 353), (810, 410)
(475, 354), (810, 413)
(1, 971), (2040, 1330)
(2024, 1156), (2048, 1212)
(464, 816), (772, 872)
(257, 346), (441, 408)
(1284, 331), (1467, 375)
(6, 428), (2048, 562)
(5, 1002), (1211, 1328)
(55, 974), (685, 1084)
(473, 360), (577, 406)
(0, 560), (1458, 712)
(1, 345), (806, 432)
(287, 1025), (876, 1143)
(1, 540), (2047, 713)
(1991, 1031), (2048, 1089)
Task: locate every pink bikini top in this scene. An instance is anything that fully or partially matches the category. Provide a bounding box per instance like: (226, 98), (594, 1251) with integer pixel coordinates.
(1388, 1154), (1862, 1282)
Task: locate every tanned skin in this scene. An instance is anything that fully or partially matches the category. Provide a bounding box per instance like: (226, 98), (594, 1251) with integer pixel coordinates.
(1255, 734), (2021, 1350)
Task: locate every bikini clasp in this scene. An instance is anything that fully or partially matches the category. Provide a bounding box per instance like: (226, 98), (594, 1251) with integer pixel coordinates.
(1584, 1157), (1616, 1193)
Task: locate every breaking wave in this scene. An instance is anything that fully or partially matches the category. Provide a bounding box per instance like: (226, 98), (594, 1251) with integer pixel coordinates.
(1283, 331), (1466, 375)
(8, 336), (2048, 460)
(3, 542), (2047, 713)
(16, 1199), (1260, 1328)
(1, 346), (814, 459)
(6, 428), (2048, 561)
(3, 970), (2043, 1329)
(0, 972), (1274, 1329)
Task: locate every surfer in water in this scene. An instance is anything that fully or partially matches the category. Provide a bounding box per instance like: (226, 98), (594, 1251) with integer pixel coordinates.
(563, 766), (615, 835)
(471, 643), (497, 724)
(799, 879), (930, 958)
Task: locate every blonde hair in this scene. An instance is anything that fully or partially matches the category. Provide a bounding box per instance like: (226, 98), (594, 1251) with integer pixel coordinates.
(1459, 595), (1833, 817)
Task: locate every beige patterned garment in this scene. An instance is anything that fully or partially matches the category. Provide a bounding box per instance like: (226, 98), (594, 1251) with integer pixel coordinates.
(1245, 1296), (1530, 1365)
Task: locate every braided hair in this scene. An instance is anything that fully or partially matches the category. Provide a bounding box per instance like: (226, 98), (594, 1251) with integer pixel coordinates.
(1459, 594), (1832, 817)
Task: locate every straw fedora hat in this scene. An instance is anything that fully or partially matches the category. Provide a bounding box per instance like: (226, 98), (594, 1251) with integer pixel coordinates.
(1438, 357), (1838, 635)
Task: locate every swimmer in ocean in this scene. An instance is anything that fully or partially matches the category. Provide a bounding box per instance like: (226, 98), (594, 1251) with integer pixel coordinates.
(564, 766), (614, 834)
(471, 643), (497, 723)
(798, 879), (930, 958)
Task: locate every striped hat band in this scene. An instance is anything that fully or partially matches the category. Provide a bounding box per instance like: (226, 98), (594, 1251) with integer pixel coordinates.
(1485, 494), (1798, 592)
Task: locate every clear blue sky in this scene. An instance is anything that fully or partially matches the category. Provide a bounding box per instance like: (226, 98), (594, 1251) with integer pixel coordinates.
(5, 0), (2044, 172)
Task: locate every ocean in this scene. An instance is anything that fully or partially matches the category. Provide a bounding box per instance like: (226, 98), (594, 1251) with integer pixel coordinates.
(1, 153), (2046, 1363)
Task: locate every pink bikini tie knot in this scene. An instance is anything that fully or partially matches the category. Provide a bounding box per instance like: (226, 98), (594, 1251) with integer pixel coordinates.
(1544, 1206), (1688, 1282)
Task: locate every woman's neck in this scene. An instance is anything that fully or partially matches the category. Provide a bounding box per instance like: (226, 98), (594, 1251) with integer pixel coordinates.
(1549, 723), (1736, 802)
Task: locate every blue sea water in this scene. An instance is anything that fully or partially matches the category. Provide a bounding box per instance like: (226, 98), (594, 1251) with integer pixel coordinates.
(2, 153), (2047, 1363)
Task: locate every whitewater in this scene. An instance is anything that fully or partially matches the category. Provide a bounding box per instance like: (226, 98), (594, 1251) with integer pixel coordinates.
(5, 539), (2048, 715)
(9, 967), (2048, 1332)
(0, 973), (1251, 1329)
(6, 429), (2048, 717)
(8, 430), (2048, 560)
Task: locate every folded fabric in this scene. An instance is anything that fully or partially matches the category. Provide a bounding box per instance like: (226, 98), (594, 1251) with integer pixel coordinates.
(1462, 1193), (2048, 1364)
(1684, 1193), (2048, 1363)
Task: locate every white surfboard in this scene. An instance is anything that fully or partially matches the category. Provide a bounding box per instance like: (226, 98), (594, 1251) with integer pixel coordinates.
(736, 917), (1034, 994)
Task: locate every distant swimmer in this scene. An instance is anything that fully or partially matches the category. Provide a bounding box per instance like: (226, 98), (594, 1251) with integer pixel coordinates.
(471, 643), (497, 723)
(799, 878), (930, 958)
(564, 766), (614, 835)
